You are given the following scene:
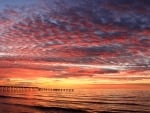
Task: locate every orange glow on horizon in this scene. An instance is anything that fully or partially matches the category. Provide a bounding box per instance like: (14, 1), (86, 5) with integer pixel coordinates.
(1, 76), (150, 89)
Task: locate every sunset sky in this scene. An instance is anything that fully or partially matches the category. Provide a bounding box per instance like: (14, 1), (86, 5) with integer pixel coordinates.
(0, 0), (149, 88)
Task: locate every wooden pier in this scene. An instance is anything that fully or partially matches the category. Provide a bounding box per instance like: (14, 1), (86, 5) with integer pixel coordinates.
(0, 86), (74, 92)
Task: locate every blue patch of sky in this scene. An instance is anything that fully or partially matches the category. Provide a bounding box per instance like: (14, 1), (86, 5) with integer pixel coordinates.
(0, 0), (38, 10)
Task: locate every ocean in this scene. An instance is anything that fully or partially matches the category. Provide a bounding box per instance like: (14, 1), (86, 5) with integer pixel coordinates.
(0, 88), (150, 113)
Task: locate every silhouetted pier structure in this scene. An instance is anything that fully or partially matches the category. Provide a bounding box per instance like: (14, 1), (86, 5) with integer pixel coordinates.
(0, 86), (74, 92)
(38, 88), (74, 92)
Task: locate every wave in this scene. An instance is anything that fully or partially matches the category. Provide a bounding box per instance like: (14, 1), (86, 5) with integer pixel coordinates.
(2, 102), (149, 113)
(3, 103), (89, 113)
(0, 95), (149, 113)
(0, 95), (148, 107)
(0, 95), (44, 101)
(110, 109), (149, 113)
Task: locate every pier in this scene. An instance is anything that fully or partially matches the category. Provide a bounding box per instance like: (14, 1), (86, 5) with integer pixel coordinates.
(0, 86), (74, 92)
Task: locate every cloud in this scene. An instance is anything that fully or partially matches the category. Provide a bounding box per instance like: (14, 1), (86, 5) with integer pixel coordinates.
(0, 0), (149, 84)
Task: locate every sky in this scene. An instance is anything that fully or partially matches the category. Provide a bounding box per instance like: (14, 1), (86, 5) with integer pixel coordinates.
(0, 0), (150, 88)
